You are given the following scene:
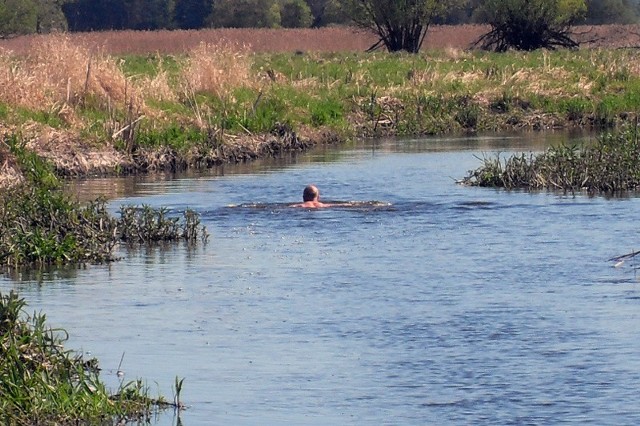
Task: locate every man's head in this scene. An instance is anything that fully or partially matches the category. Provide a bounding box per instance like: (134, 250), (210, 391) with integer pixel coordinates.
(303, 185), (319, 202)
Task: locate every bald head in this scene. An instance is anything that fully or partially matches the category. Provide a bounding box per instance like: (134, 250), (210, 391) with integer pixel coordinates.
(302, 185), (319, 202)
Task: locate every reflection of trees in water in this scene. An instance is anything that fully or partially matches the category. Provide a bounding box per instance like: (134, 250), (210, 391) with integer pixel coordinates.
(120, 241), (203, 265)
(2, 263), (82, 284)
(64, 150), (323, 202)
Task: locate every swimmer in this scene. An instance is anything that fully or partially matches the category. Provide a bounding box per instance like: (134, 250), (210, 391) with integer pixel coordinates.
(292, 185), (335, 208)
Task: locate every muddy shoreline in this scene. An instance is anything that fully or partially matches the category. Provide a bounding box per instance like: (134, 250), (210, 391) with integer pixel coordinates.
(0, 122), (342, 185)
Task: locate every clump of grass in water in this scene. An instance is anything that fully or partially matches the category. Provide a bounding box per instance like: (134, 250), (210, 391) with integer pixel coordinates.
(0, 188), (209, 268)
(0, 135), (208, 269)
(118, 204), (208, 244)
(461, 126), (640, 193)
(0, 291), (177, 424)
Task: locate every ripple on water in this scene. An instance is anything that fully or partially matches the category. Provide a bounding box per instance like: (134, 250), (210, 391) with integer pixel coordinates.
(5, 136), (640, 425)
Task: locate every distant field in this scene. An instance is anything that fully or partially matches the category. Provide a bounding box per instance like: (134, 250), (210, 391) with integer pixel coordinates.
(0, 25), (639, 55)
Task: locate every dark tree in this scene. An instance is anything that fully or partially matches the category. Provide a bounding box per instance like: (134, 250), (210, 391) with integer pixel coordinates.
(0, 0), (37, 36)
(63, 0), (173, 31)
(281, 0), (313, 27)
(584, 0), (639, 24)
(306, 0), (349, 26)
(35, 0), (69, 33)
(207, 0), (281, 28)
(124, 0), (174, 30)
(174, 0), (212, 29)
(475, 0), (587, 52)
(63, 0), (128, 31)
(339, 0), (467, 53)
(0, 0), (69, 36)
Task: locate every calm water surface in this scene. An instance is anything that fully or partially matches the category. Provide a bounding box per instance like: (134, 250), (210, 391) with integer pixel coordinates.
(3, 133), (640, 425)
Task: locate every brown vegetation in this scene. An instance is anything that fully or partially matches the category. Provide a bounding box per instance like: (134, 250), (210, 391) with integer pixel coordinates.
(182, 42), (254, 99)
(0, 25), (639, 56)
(0, 35), (134, 115)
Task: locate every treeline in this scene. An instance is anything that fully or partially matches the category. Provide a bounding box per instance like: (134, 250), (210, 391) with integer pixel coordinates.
(442, 0), (640, 25)
(1, 0), (639, 36)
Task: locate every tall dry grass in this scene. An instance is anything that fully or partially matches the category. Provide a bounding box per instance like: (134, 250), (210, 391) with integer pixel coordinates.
(0, 34), (140, 123)
(0, 34), (256, 130)
(181, 42), (254, 98)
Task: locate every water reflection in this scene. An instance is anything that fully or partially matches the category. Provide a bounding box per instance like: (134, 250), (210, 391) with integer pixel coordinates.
(2, 264), (87, 284)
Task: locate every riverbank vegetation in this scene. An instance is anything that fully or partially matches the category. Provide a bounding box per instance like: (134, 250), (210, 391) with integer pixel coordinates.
(0, 135), (208, 269)
(0, 291), (176, 424)
(461, 125), (640, 192)
(1, 28), (640, 178)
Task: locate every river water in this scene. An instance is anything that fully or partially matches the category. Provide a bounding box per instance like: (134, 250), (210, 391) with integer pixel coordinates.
(3, 133), (640, 425)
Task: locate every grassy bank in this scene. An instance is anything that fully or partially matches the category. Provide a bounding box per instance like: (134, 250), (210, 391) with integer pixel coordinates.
(1, 33), (640, 178)
(0, 291), (179, 424)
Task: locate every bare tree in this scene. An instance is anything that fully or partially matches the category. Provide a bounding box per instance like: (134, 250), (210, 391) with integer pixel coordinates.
(340, 0), (467, 53)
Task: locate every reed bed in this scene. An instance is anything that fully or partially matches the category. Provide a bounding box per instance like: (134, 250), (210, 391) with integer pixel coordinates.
(0, 27), (378, 55)
(0, 291), (174, 424)
(0, 25), (637, 56)
(0, 34), (139, 116)
(181, 41), (254, 98)
(461, 126), (640, 192)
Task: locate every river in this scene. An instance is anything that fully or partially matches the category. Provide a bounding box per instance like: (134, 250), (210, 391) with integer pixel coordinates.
(3, 132), (640, 425)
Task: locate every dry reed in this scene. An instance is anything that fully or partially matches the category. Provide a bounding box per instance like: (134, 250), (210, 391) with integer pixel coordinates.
(136, 66), (177, 102)
(0, 35), (143, 122)
(181, 41), (254, 98)
(0, 25), (636, 56)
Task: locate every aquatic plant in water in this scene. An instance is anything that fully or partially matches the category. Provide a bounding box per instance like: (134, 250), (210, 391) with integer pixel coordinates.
(0, 188), (209, 268)
(461, 126), (640, 192)
(0, 135), (208, 268)
(118, 204), (209, 244)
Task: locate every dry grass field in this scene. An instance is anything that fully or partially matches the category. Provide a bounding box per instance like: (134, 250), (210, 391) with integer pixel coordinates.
(0, 25), (639, 55)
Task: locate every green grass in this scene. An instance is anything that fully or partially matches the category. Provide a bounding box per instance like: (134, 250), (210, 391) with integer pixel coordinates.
(0, 291), (174, 424)
(120, 53), (182, 80)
